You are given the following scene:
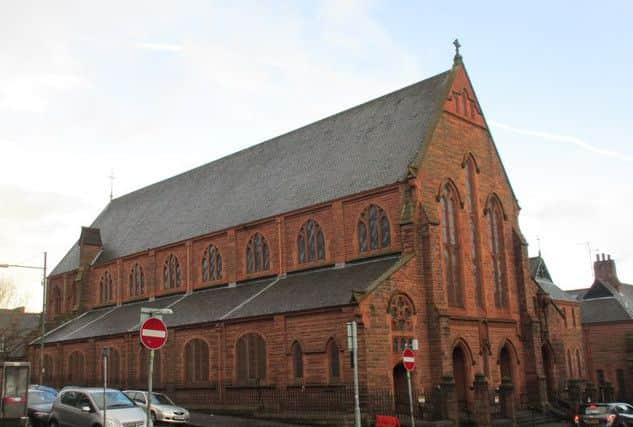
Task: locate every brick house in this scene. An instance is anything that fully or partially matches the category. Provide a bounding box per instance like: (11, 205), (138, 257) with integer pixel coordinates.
(29, 50), (561, 421)
(568, 254), (633, 403)
(0, 307), (40, 362)
(529, 255), (586, 400)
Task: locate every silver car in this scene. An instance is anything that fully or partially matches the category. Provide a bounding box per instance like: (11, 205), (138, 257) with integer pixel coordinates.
(123, 391), (189, 424)
(49, 387), (146, 427)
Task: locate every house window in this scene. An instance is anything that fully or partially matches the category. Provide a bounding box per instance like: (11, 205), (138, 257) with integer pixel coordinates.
(358, 204), (390, 252)
(129, 263), (145, 297)
(246, 234), (270, 274)
(202, 245), (222, 282)
(99, 271), (114, 304)
(163, 255), (182, 289)
(465, 157), (484, 307)
(440, 183), (463, 307)
(327, 339), (340, 381)
(291, 342), (303, 380)
(297, 220), (325, 263)
(487, 198), (507, 308)
(236, 333), (266, 383)
(184, 339), (209, 383)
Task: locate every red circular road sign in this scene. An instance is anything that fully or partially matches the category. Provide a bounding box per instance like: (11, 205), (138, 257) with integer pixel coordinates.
(402, 348), (415, 371)
(140, 317), (168, 350)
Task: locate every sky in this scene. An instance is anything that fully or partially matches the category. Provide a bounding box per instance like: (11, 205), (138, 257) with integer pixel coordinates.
(1, 0), (632, 312)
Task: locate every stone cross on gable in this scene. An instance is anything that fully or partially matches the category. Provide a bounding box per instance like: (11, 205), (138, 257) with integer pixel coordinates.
(453, 39), (461, 56)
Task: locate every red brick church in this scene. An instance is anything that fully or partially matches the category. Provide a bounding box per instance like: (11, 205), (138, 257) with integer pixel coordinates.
(29, 47), (575, 423)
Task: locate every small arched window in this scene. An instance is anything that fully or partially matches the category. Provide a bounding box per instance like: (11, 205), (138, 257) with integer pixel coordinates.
(465, 158), (484, 308)
(51, 287), (62, 316)
(129, 263), (145, 297)
(246, 234), (270, 274)
(389, 294), (414, 331)
(327, 339), (340, 381)
(43, 355), (54, 384)
(184, 339), (209, 382)
(440, 183), (463, 307)
(567, 349), (573, 378)
(487, 197), (507, 308)
(102, 348), (120, 385)
(202, 245), (222, 282)
(298, 220), (326, 263)
(575, 349), (582, 377)
(236, 333), (267, 383)
(99, 271), (114, 304)
(163, 255), (182, 289)
(68, 352), (85, 384)
(291, 341), (303, 380)
(358, 204), (390, 252)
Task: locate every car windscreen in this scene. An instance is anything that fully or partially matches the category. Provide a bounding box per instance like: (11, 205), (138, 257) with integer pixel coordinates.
(28, 390), (56, 404)
(583, 405), (609, 415)
(151, 393), (174, 405)
(89, 391), (136, 410)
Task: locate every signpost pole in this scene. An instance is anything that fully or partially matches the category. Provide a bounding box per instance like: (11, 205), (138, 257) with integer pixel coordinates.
(147, 349), (154, 427)
(407, 369), (415, 427)
(102, 349), (109, 427)
(347, 321), (361, 427)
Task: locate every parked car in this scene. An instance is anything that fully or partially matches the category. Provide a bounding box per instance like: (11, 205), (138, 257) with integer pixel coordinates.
(27, 387), (56, 426)
(49, 387), (146, 427)
(575, 403), (633, 427)
(123, 390), (189, 424)
(29, 385), (58, 397)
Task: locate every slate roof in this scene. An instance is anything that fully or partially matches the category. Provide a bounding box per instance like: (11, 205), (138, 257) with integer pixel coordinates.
(580, 298), (632, 323)
(41, 256), (399, 343)
(528, 256), (576, 302)
(51, 70), (453, 276)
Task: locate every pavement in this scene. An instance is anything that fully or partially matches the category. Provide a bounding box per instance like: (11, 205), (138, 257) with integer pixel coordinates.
(187, 412), (305, 427)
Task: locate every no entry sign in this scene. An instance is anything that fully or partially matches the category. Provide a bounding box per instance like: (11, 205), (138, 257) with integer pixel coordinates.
(402, 348), (415, 371)
(140, 317), (167, 350)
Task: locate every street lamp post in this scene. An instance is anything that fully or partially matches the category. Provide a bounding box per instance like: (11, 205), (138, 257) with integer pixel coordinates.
(0, 252), (47, 384)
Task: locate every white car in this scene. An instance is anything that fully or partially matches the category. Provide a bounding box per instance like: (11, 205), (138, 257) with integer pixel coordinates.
(123, 391), (190, 424)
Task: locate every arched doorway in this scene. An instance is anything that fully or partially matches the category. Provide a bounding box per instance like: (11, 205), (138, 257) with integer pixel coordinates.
(542, 344), (556, 401)
(393, 363), (409, 414)
(453, 346), (468, 410)
(499, 345), (514, 384)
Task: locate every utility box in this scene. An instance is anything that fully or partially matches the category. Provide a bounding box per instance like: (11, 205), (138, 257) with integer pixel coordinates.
(0, 361), (30, 427)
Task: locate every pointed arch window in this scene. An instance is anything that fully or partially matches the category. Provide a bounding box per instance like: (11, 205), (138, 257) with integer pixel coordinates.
(202, 244), (222, 282)
(487, 198), (507, 308)
(440, 183), (463, 307)
(184, 339), (209, 383)
(99, 271), (114, 304)
(236, 333), (267, 384)
(567, 349), (573, 378)
(101, 347), (120, 385)
(246, 233), (270, 274)
(68, 352), (85, 384)
(575, 349), (582, 377)
(327, 339), (340, 381)
(139, 348), (161, 385)
(298, 219), (325, 263)
(291, 341), (303, 380)
(129, 263), (145, 297)
(51, 287), (62, 315)
(358, 204), (391, 252)
(43, 355), (54, 384)
(163, 255), (182, 289)
(465, 158), (484, 308)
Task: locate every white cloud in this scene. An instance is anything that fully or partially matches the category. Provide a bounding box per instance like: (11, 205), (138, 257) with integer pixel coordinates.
(135, 42), (183, 53)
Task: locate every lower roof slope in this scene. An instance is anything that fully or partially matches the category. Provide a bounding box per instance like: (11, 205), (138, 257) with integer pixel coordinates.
(41, 256), (399, 344)
(51, 70), (452, 276)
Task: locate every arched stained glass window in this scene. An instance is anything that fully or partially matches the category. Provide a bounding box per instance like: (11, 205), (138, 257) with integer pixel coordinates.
(298, 220), (325, 263)
(358, 204), (390, 252)
(184, 339), (209, 383)
(487, 198), (507, 308)
(465, 158), (484, 308)
(246, 234), (270, 274)
(163, 255), (182, 289)
(68, 352), (85, 384)
(99, 271), (114, 303)
(236, 333), (267, 384)
(291, 341), (303, 380)
(389, 294), (414, 331)
(440, 183), (463, 307)
(202, 245), (222, 282)
(129, 263), (145, 297)
(51, 287), (62, 315)
(327, 339), (340, 381)
(43, 355), (54, 384)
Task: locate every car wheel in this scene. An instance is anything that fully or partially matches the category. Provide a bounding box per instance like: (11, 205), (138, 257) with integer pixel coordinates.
(49, 420), (58, 427)
(151, 411), (158, 424)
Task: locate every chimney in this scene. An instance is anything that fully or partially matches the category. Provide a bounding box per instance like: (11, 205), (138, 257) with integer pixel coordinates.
(78, 226), (102, 267)
(594, 252), (621, 289)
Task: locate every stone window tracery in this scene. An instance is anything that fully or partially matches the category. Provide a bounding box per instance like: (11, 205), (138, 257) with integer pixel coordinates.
(487, 197), (507, 308)
(184, 339), (209, 383)
(297, 219), (325, 264)
(236, 333), (267, 383)
(389, 294), (414, 331)
(163, 255), (182, 289)
(358, 204), (390, 252)
(246, 233), (270, 274)
(440, 183), (463, 307)
(202, 244), (222, 282)
(129, 263), (145, 297)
